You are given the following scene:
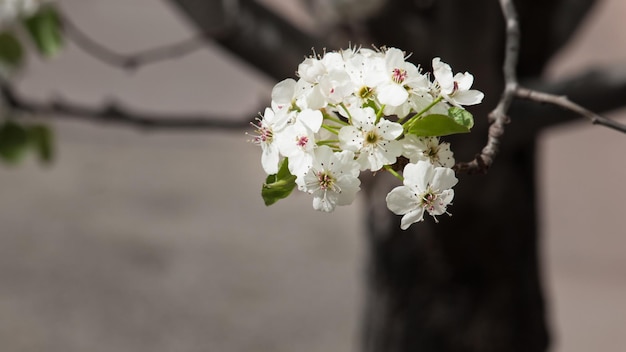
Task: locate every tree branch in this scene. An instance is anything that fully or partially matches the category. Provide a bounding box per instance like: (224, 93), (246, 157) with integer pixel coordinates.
(1, 82), (256, 131)
(172, 0), (329, 81)
(454, 0), (626, 174)
(61, 11), (228, 70)
(453, 0), (519, 175)
(515, 86), (626, 133)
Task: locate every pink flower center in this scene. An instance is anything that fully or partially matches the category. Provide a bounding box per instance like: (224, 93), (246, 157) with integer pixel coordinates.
(420, 191), (438, 213)
(258, 127), (271, 142)
(392, 68), (407, 84)
(317, 171), (334, 191)
(250, 121), (272, 145)
(296, 135), (309, 148)
(452, 81), (459, 95)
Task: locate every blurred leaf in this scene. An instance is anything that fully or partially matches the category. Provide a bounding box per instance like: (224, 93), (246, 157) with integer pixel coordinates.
(407, 114), (471, 137)
(0, 120), (30, 164)
(24, 5), (64, 57)
(262, 158), (297, 206)
(28, 124), (54, 163)
(0, 31), (24, 70)
(448, 107), (474, 129)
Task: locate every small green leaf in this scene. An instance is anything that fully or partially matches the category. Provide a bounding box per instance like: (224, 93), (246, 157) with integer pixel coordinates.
(262, 158), (297, 206)
(362, 99), (377, 111)
(0, 120), (30, 164)
(0, 31), (24, 70)
(407, 114), (471, 137)
(448, 107), (474, 129)
(28, 124), (54, 163)
(23, 5), (64, 57)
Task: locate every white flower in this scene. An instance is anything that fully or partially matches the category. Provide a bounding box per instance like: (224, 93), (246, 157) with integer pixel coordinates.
(297, 57), (326, 83)
(318, 70), (354, 105)
(271, 78), (326, 112)
(432, 57), (484, 107)
(375, 48), (427, 107)
(270, 78), (298, 112)
(402, 135), (455, 167)
(338, 107), (403, 171)
(339, 50), (381, 109)
(251, 107), (289, 175)
(301, 146), (361, 212)
(0, 0), (45, 28)
(276, 109), (322, 177)
(386, 160), (458, 230)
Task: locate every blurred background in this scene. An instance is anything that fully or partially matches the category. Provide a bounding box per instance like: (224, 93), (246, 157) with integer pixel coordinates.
(0, 0), (624, 351)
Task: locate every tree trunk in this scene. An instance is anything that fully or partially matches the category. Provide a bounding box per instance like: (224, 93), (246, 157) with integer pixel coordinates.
(358, 0), (596, 350)
(361, 142), (548, 351)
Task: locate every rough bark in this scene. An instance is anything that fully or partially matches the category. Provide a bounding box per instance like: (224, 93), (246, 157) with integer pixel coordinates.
(170, 1), (617, 351)
(361, 2), (548, 350)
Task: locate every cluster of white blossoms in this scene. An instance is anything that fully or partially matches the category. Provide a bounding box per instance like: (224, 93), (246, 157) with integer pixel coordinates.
(0, 0), (46, 28)
(252, 46), (483, 230)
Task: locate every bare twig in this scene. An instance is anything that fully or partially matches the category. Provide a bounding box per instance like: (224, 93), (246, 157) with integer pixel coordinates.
(61, 13), (233, 70)
(454, 0), (519, 174)
(515, 86), (626, 133)
(1, 83), (256, 131)
(454, 0), (625, 174)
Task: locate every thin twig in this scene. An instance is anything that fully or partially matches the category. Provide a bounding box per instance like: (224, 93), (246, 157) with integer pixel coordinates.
(1, 83), (256, 131)
(515, 86), (626, 133)
(454, 0), (626, 174)
(454, 0), (519, 174)
(61, 12), (233, 70)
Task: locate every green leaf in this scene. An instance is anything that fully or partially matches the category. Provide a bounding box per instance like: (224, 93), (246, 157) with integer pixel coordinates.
(28, 124), (54, 163)
(362, 99), (378, 111)
(261, 158), (297, 206)
(0, 31), (24, 70)
(448, 107), (474, 129)
(0, 120), (30, 164)
(23, 5), (64, 57)
(407, 114), (471, 137)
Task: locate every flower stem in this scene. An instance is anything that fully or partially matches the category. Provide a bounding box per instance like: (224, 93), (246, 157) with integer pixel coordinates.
(399, 96), (443, 126)
(321, 124), (340, 135)
(384, 165), (404, 181)
(323, 114), (349, 126)
(317, 139), (340, 147)
(339, 103), (353, 125)
(375, 104), (386, 124)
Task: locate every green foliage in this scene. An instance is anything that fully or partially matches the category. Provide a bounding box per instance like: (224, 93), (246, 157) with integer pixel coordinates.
(0, 120), (55, 165)
(448, 107), (474, 129)
(262, 158), (297, 206)
(28, 124), (54, 163)
(24, 5), (64, 57)
(405, 107), (475, 137)
(0, 120), (30, 163)
(0, 31), (24, 70)
(406, 114), (471, 137)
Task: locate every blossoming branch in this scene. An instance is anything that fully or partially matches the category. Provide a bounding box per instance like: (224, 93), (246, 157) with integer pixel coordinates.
(251, 46), (484, 230)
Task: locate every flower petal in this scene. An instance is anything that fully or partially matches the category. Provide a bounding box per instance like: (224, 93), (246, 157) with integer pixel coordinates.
(432, 57), (454, 92)
(376, 119), (404, 140)
(452, 90), (484, 106)
(298, 109), (323, 133)
(431, 167), (458, 190)
(271, 78), (296, 107)
(312, 190), (337, 212)
(335, 176), (361, 206)
(403, 161), (433, 191)
(401, 208), (425, 230)
(261, 144), (280, 175)
(338, 126), (364, 152)
(386, 186), (418, 215)
(377, 83), (409, 106)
